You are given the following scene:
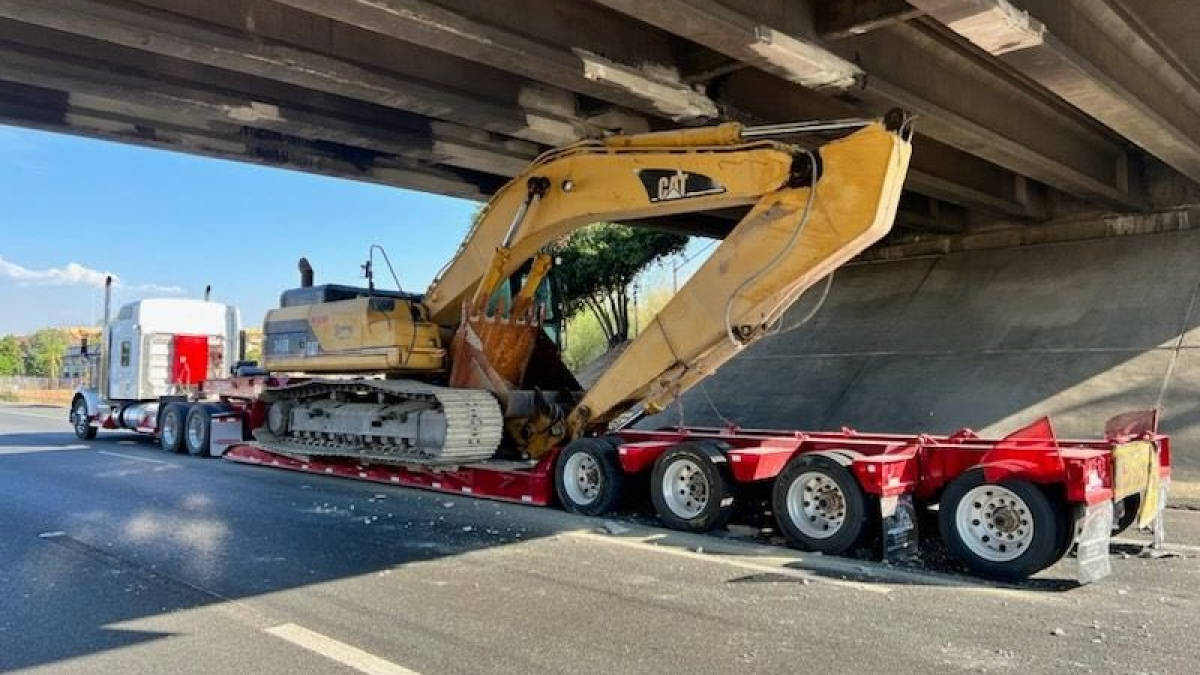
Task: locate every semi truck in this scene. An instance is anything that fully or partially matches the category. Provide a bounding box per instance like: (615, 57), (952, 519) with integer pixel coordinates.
(69, 278), (250, 456)
(70, 111), (1170, 581)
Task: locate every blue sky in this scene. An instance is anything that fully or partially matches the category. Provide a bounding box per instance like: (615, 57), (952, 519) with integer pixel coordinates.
(0, 125), (479, 335)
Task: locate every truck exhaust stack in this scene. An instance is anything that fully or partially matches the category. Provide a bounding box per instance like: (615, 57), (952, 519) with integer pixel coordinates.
(103, 275), (112, 327)
(298, 257), (314, 287)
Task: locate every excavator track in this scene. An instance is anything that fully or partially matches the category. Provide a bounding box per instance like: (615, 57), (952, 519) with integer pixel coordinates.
(253, 379), (503, 466)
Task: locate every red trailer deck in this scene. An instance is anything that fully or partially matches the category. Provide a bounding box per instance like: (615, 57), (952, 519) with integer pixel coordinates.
(224, 409), (1170, 583)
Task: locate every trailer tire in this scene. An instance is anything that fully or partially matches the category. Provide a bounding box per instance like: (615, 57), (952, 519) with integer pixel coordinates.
(184, 404), (218, 458)
(650, 441), (735, 533)
(71, 397), (97, 441)
(159, 402), (189, 454)
(938, 469), (1060, 580)
(555, 437), (624, 516)
(1053, 503), (1081, 562)
(1113, 494), (1141, 535)
(773, 454), (870, 556)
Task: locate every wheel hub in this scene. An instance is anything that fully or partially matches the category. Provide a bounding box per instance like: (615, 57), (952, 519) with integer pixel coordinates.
(162, 412), (178, 446)
(563, 453), (602, 505)
(661, 459), (710, 519)
(787, 471), (847, 540)
(72, 403), (88, 433)
(955, 485), (1033, 562)
(186, 410), (205, 448)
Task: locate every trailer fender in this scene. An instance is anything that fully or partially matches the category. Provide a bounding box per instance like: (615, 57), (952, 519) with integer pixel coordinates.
(806, 449), (856, 467)
(980, 459), (1063, 485)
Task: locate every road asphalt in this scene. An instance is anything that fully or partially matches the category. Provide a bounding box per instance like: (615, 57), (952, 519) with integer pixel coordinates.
(1, 403), (1197, 674)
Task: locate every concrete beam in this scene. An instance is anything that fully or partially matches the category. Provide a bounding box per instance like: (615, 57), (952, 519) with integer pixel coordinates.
(0, 80), (498, 199)
(270, 0), (717, 122)
(908, 0), (1200, 185)
(712, 66), (1046, 219)
(908, 136), (1046, 219)
(590, 0), (863, 91)
(597, 0), (1142, 208)
(0, 34), (539, 179)
(0, 0), (595, 145)
(835, 20), (1141, 208)
(816, 0), (923, 40)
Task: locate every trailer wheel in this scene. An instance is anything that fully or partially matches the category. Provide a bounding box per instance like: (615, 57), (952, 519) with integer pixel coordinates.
(555, 437), (624, 516)
(159, 402), (189, 454)
(938, 469), (1060, 580)
(650, 442), (734, 533)
(773, 454), (869, 555)
(184, 404), (216, 457)
(71, 397), (97, 441)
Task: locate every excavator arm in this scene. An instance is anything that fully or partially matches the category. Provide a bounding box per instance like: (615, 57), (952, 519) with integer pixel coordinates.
(424, 112), (913, 456)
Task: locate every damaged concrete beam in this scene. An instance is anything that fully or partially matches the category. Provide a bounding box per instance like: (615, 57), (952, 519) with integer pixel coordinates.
(833, 19), (1142, 208)
(0, 0), (594, 146)
(590, 0), (863, 91)
(909, 0), (1200, 186)
(597, 0), (1141, 208)
(270, 0), (716, 123)
(817, 0), (924, 40)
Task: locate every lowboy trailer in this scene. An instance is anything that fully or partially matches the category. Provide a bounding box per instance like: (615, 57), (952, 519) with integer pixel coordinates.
(214, 394), (1168, 583)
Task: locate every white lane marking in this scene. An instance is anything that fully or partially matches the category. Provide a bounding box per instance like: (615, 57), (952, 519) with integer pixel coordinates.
(0, 406), (69, 420)
(97, 450), (168, 465)
(265, 623), (423, 675)
(566, 530), (892, 594)
(38, 531), (66, 539)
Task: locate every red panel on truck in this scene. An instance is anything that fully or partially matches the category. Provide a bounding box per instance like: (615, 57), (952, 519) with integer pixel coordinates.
(173, 334), (209, 386)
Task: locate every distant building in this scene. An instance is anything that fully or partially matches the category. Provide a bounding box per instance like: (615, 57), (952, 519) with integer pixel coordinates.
(62, 340), (100, 385)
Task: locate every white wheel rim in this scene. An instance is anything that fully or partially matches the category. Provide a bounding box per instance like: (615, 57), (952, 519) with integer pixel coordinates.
(661, 458), (709, 520)
(954, 484), (1033, 562)
(73, 402), (89, 435)
(563, 453), (602, 506)
(162, 411), (178, 447)
(786, 471), (847, 540)
(186, 411), (205, 449)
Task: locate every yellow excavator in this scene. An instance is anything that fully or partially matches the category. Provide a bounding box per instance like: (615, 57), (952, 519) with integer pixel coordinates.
(257, 110), (913, 467)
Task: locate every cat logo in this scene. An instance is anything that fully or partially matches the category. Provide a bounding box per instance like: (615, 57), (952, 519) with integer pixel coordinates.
(636, 169), (726, 203)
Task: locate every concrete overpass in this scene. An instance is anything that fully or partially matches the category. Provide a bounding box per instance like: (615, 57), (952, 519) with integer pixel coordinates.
(1, 0), (1199, 483)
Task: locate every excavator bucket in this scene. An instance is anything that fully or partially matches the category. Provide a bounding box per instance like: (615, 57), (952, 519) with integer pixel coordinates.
(448, 298), (542, 393)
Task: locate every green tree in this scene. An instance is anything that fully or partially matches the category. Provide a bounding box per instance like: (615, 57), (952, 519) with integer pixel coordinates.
(0, 335), (21, 376)
(555, 223), (687, 349)
(25, 328), (70, 378)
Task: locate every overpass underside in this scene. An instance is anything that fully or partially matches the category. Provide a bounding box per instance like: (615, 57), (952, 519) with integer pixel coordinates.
(0, 1), (1198, 477)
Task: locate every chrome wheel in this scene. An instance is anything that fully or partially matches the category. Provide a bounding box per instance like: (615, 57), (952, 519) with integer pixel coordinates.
(161, 410), (180, 448)
(660, 458), (710, 520)
(72, 400), (89, 437)
(563, 452), (602, 506)
(786, 471), (847, 540)
(186, 408), (207, 450)
(954, 484), (1033, 563)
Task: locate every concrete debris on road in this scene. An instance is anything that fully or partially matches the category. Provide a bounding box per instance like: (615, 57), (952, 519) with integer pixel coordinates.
(602, 521), (631, 535)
